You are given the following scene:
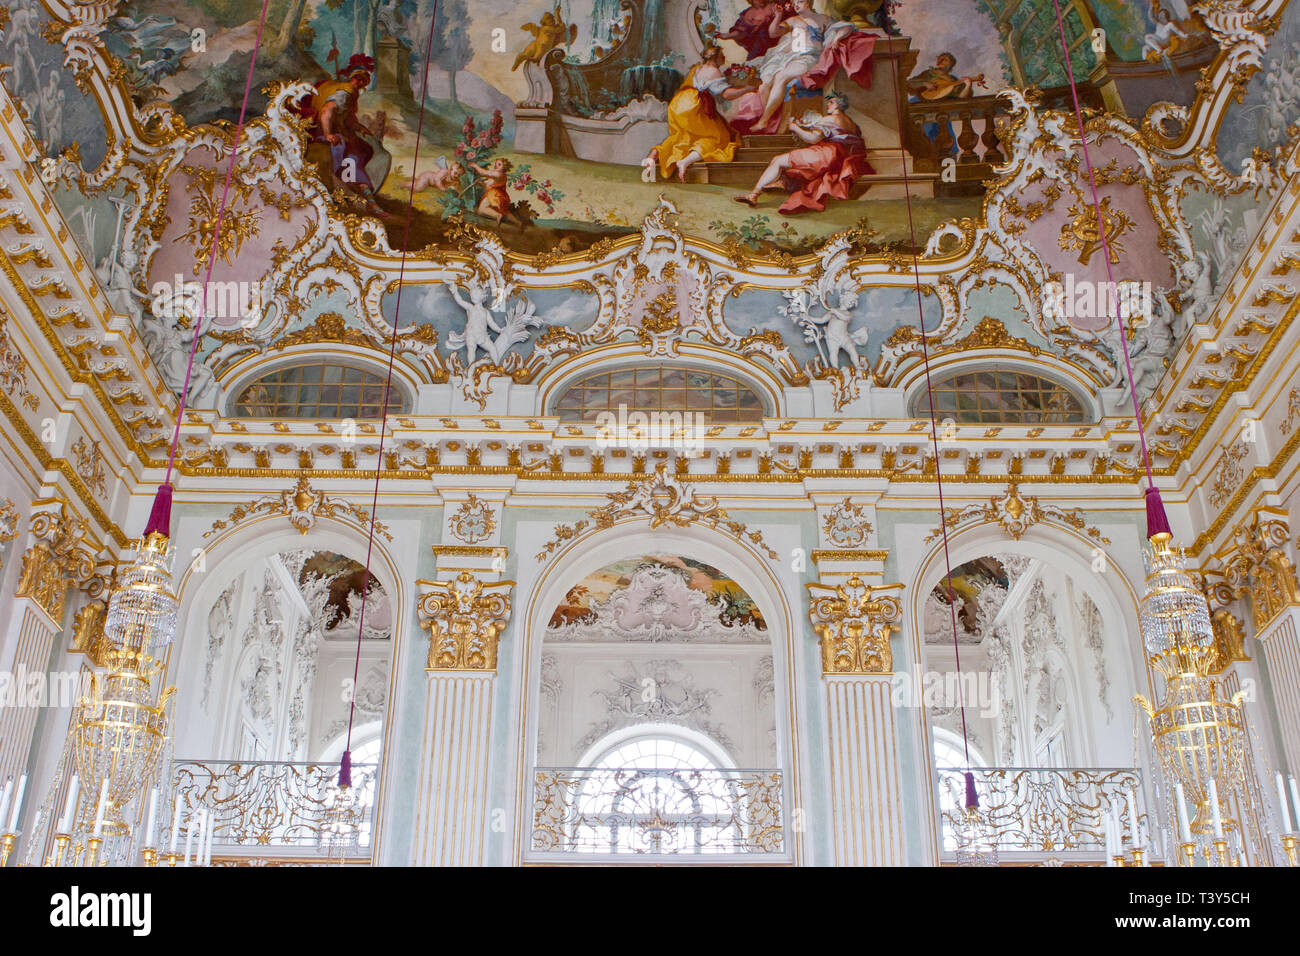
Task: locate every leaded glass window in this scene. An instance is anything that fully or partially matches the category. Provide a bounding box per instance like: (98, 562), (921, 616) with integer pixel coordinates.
(920, 370), (1087, 424)
(554, 366), (765, 423)
(232, 363), (405, 420)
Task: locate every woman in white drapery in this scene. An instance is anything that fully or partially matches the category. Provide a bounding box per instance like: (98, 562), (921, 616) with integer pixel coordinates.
(751, 0), (879, 131)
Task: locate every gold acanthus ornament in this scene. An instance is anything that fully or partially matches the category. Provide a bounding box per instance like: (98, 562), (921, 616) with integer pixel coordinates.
(1216, 510), (1300, 631)
(536, 464), (779, 562)
(15, 503), (98, 622)
(417, 571), (514, 672)
(926, 481), (1110, 545)
(204, 476), (391, 540)
(807, 576), (904, 675)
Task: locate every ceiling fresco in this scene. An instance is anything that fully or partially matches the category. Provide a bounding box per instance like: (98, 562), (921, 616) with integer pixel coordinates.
(2, 0), (1297, 442)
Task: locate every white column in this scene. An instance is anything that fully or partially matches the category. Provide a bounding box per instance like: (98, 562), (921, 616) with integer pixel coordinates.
(411, 671), (495, 866)
(822, 674), (906, 866)
(0, 598), (61, 784)
(1256, 605), (1300, 774)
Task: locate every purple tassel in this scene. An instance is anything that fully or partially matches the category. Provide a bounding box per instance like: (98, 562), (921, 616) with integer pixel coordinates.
(964, 771), (979, 810)
(338, 749), (352, 789)
(143, 483), (174, 538)
(1144, 485), (1171, 540)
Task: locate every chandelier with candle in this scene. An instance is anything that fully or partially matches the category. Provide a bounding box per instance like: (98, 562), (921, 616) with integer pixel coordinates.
(1134, 522), (1276, 866)
(69, 529), (178, 840)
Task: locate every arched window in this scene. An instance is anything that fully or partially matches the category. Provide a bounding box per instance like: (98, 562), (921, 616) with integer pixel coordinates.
(934, 729), (987, 852)
(919, 369), (1087, 424)
(571, 729), (743, 855)
(231, 362), (406, 419)
(554, 365), (765, 423)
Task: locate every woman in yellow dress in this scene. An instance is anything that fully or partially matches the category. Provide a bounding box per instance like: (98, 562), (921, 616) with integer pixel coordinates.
(645, 45), (747, 181)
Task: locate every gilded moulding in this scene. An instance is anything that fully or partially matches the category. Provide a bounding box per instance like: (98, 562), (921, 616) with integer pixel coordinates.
(925, 481), (1111, 545)
(202, 476), (392, 541)
(535, 463), (780, 562)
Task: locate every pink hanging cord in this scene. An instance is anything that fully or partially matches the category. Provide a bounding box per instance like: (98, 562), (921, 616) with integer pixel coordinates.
(144, 0), (273, 537)
(339, 0), (443, 788)
(886, 50), (978, 804)
(1049, 0), (1171, 538)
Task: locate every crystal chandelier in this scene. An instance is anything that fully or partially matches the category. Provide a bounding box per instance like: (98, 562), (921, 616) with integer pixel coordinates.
(69, 529), (178, 840)
(17, 490), (181, 867)
(1134, 503), (1273, 866)
(954, 773), (998, 867)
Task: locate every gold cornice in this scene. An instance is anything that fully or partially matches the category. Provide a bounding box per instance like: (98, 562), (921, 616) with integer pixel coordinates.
(811, 549), (890, 563)
(1166, 292), (1300, 474)
(0, 238), (168, 473)
(1188, 411), (1300, 556)
(0, 386), (130, 547)
(431, 545), (508, 558)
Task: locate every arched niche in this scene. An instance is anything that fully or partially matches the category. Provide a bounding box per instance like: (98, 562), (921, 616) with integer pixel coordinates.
(903, 520), (1147, 860)
(510, 522), (807, 864)
(169, 516), (408, 856)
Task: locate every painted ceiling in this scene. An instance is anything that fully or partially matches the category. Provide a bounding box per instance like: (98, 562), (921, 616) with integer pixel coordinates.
(2, 0), (1297, 428)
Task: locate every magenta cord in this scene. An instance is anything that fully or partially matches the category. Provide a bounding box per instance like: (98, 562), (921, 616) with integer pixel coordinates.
(1049, 0), (1158, 488)
(886, 50), (974, 776)
(163, 0), (273, 484)
(341, 0), (443, 775)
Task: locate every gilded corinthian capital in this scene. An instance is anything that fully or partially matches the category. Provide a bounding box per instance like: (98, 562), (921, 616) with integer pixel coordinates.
(807, 576), (904, 675)
(416, 571), (514, 671)
(15, 503), (96, 622)
(1216, 509), (1300, 631)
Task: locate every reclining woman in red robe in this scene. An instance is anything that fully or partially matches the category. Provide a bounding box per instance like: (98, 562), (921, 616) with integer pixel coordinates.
(733, 92), (872, 213)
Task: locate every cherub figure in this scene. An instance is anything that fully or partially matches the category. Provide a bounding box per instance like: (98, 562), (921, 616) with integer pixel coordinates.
(1181, 252), (1215, 325)
(513, 6), (578, 71)
(468, 157), (524, 227)
(412, 156), (465, 192)
(97, 249), (149, 324)
(785, 285), (869, 370)
(446, 279), (501, 366)
(446, 277), (541, 367)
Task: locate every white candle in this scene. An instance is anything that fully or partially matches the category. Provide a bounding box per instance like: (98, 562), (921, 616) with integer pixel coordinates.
(197, 809), (208, 865)
(1104, 815), (1115, 864)
(144, 788), (159, 847)
(1111, 800), (1124, 848)
(1175, 784), (1192, 842)
(92, 779), (109, 838)
(59, 776), (79, 833)
(8, 774), (26, 832)
(1208, 779), (1224, 838)
(1126, 787), (1140, 844)
(0, 780), (11, 832)
(183, 817), (196, 866)
(169, 794), (182, 853)
(1277, 773), (1294, 834)
(1290, 776), (1300, 832)
(203, 814), (214, 866)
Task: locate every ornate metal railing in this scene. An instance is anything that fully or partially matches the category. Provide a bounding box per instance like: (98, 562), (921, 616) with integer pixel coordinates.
(532, 767), (783, 856)
(171, 760), (378, 855)
(937, 767), (1147, 855)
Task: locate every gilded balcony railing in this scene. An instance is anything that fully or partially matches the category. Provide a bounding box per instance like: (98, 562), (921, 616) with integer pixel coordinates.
(937, 767), (1148, 856)
(532, 767), (783, 856)
(171, 760), (378, 855)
